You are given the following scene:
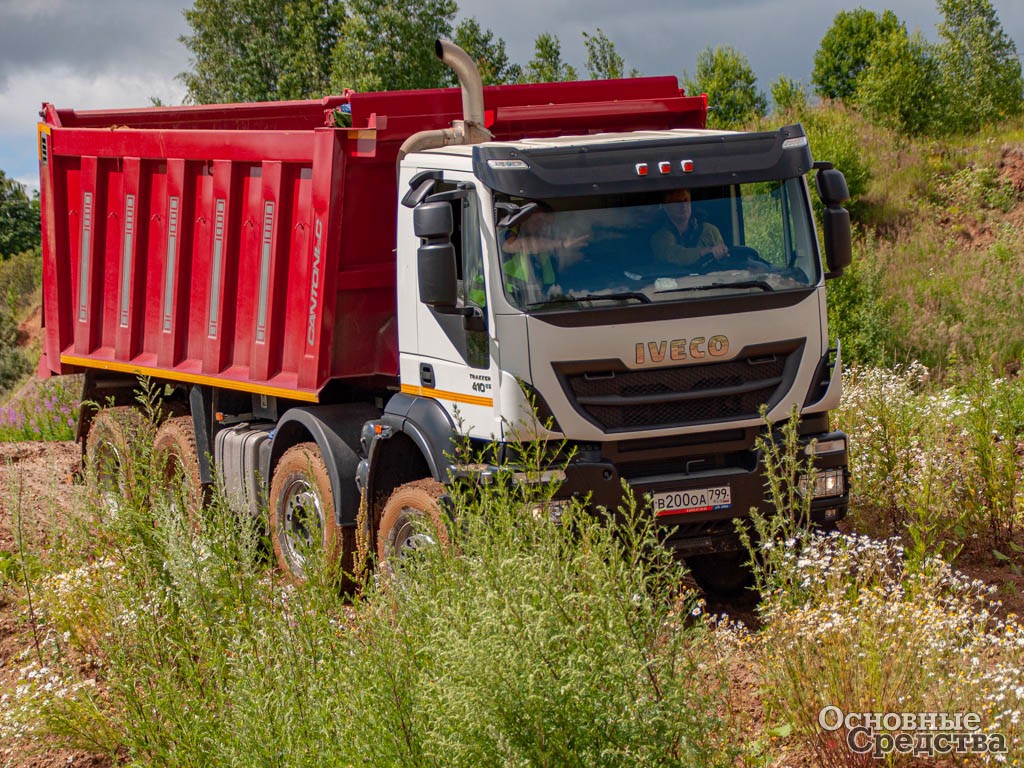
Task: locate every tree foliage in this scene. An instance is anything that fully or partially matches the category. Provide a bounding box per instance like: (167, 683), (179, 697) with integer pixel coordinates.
(331, 0), (457, 92)
(935, 0), (1023, 132)
(855, 29), (943, 136)
(770, 76), (807, 116)
(453, 17), (522, 86)
(812, 9), (903, 102)
(684, 46), (767, 130)
(0, 171), (39, 261)
(180, 0), (342, 103)
(524, 33), (578, 84)
(583, 28), (625, 80)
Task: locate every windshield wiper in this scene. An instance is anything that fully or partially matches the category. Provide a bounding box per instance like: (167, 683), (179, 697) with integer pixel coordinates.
(533, 291), (652, 306)
(657, 280), (775, 294)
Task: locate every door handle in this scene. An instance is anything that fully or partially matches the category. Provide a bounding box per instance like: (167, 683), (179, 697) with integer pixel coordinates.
(420, 363), (435, 389)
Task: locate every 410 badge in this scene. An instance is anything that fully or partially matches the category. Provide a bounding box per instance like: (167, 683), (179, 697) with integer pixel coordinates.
(651, 486), (731, 517)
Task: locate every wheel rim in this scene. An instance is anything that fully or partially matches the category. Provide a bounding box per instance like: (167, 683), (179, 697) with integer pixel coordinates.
(279, 476), (325, 576)
(387, 507), (438, 560)
(94, 440), (127, 512)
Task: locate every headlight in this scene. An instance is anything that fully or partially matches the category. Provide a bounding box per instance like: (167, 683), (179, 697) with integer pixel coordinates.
(799, 468), (845, 499)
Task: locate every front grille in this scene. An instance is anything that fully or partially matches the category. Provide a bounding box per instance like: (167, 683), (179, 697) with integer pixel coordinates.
(555, 340), (804, 432)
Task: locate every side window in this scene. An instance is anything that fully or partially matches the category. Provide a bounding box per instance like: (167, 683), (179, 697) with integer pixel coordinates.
(461, 190), (485, 309)
(434, 182), (484, 308)
(740, 180), (788, 267)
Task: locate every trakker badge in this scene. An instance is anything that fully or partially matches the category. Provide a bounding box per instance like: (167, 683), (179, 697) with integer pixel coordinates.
(635, 335), (729, 364)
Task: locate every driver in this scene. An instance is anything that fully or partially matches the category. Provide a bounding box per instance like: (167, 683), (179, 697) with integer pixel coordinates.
(650, 188), (729, 268)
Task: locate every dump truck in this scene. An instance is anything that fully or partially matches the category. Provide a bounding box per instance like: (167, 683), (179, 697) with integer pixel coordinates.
(37, 41), (852, 587)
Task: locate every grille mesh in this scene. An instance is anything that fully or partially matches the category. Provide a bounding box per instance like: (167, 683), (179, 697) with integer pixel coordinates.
(559, 345), (800, 431)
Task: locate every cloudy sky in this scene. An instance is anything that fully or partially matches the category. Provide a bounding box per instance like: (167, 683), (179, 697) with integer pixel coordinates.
(3, 0), (1023, 191)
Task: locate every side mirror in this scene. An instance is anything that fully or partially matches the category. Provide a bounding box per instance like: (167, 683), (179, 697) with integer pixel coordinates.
(815, 168), (852, 278)
(815, 168), (850, 207)
(413, 199), (453, 239)
(822, 207), (852, 277)
(414, 201), (458, 308)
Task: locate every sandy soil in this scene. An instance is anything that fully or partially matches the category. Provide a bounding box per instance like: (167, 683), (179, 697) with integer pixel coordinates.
(0, 441), (111, 768)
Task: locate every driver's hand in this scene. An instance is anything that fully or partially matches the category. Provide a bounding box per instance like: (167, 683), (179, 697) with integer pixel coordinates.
(707, 243), (729, 259)
(563, 233), (590, 249)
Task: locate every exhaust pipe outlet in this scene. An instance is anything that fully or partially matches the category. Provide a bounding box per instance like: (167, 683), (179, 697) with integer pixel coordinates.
(398, 39), (492, 166)
(436, 38), (486, 130)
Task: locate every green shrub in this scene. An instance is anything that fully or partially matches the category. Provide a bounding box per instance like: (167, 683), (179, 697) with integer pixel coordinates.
(825, 235), (894, 367)
(0, 247), (42, 317)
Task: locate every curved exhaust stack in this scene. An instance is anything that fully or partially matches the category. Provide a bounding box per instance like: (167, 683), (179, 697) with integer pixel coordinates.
(397, 39), (493, 165)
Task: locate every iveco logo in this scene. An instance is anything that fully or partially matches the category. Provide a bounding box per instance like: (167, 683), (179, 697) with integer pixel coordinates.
(635, 335), (729, 364)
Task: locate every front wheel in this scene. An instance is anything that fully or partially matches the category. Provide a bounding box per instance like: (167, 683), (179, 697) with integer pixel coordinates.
(377, 480), (449, 573)
(269, 442), (350, 583)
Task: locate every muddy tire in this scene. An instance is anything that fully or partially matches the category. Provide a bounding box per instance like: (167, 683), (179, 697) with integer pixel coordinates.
(152, 416), (204, 526)
(377, 479), (449, 572)
(85, 407), (149, 510)
(269, 442), (351, 583)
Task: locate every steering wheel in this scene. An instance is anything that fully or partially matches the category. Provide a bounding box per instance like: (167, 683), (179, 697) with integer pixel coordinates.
(703, 244), (771, 271)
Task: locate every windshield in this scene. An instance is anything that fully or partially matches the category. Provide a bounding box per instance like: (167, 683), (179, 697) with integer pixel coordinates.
(493, 178), (819, 311)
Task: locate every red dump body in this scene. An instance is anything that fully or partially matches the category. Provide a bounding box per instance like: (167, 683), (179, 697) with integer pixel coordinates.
(39, 79), (707, 402)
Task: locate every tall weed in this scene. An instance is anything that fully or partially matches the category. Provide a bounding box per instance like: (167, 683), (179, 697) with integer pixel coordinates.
(4, 426), (739, 766)
(0, 377), (78, 442)
(753, 535), (1023, 767)
(837, 363), (1024, 557)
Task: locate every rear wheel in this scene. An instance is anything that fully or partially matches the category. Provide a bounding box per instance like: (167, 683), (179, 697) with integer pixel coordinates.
(85, 407), (148, 511)
(152, 416), (204, 527)
(377, 480), (449, 574)
(269, 442), (351, 583)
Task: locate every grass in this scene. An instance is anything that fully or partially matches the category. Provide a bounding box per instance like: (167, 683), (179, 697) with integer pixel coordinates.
(0, 377), (78, 442)
(748, 534), (1024, 767)
(835, 363), (1024, 561)
(0, 427), (743, 767)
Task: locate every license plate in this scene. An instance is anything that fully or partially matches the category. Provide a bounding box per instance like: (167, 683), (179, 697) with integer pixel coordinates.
(651, 485), (731, 517)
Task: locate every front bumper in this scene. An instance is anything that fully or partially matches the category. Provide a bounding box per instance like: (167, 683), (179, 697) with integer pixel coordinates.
(552, 430), (849, 556)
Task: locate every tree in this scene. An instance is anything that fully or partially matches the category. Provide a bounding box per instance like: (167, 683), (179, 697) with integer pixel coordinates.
(0, 171), (39, 260)
(331, 0), (458, 92)
(770, 75), (807, 116)
(856, 29), (944, 136)
(524, 33), (578, 84)
(453, 17), (522, 86)
(583, 28), (627, 80)
(684, 46), (767, 130)
(179, 0), (342, 103)
(936, 0), (1023, 132)
(812, 9), (903, 102)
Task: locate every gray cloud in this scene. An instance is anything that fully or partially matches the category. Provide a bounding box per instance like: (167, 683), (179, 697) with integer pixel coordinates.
(457, 0), (1024, 88)
(0, 0), (188, 87)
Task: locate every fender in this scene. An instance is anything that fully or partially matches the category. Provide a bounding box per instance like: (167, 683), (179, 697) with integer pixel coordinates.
(382, 392), (460, 479)
(268, 403), (380, 527)
(362, 394), (459, 508)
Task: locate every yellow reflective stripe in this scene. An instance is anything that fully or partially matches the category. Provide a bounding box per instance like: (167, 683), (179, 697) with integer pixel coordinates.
(59, 354), (320, 403)
(401, 383), (493, 408)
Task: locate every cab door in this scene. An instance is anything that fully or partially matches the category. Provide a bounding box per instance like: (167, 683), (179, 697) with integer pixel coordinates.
(403, 176), (502, 440)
